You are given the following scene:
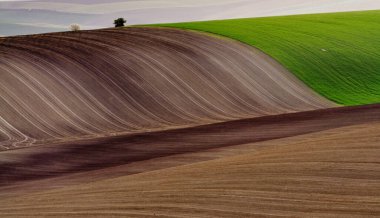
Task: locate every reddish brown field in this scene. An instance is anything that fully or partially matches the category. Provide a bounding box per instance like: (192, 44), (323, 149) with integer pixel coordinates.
(0, 104), (380, 217)
(0, 104), (378, 189)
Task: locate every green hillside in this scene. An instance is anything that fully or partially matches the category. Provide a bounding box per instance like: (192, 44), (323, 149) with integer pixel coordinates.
(151, 11), (380, 105)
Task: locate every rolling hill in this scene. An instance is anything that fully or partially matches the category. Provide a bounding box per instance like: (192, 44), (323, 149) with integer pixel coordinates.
(1, 9), (380, 218)
(154, 10), (380, 105)
(0, 27), (333, 150)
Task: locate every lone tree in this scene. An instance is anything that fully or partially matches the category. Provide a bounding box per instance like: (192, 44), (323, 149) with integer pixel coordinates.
(114, 18), (127, 27)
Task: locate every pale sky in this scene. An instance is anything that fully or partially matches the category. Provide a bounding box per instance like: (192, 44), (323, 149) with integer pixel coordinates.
(1, 0), (380, 36)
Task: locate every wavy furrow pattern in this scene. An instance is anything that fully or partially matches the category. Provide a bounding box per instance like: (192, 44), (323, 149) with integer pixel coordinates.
(0, 27), (333, 149)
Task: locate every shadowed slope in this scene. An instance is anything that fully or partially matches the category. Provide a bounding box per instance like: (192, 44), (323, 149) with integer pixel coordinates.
(0, 27), (333, 149)
(1, 104), (379, 192)
(1, 109), (380, 217)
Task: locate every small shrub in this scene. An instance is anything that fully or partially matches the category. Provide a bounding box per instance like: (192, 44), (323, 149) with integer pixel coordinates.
(70, 24), (81, 31)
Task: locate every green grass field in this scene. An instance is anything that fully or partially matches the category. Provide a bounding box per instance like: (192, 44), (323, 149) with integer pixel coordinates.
(150, 11), (380, 105)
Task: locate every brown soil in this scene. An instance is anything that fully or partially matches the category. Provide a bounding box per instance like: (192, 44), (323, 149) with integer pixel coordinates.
(0, 27), (333, 149)
(0, 104), (379, 194)
(1, 106), (380, 217)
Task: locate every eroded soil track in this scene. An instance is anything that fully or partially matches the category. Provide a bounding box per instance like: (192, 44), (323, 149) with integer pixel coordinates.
(1, 104), (379, 191)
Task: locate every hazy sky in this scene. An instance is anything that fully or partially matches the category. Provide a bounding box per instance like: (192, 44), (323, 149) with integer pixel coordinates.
(1, 0), (380, 36)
